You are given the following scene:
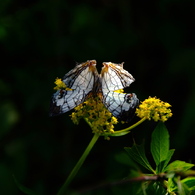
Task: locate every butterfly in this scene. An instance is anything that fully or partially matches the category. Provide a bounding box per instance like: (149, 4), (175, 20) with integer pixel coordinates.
(49, 60), (139, 122)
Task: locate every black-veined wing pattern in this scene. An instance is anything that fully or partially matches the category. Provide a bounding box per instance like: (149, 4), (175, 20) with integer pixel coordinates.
(100, 62), (139, 122)
(49, 60), (98, 116)
(63, 60), (98, 90)
(101, 62), (135, 91)
(50, 60), (139, 122)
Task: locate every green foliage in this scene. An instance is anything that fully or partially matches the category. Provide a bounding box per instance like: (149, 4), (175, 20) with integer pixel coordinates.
(124, 122), (195, 195)
(15, 122), (195, 195)
(125, 142), (154, 173)
(13, 176), (38, 195)
(165, 160), (194, 172)
(151, 123), (176, 174)
(151, 122), (171, 173)
(182, 177), (195, 191)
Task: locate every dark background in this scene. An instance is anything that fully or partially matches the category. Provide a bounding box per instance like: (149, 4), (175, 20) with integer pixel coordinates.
(1, 0), (195, 194)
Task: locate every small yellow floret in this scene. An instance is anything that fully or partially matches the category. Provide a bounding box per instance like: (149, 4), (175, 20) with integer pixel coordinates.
(136, 97), (172, 122)
(54, 78), (72, 91)
(114, 89), (124, 93)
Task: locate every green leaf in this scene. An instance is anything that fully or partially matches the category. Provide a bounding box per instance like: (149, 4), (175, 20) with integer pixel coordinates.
(151, 122), (170, 173)
(156, 149), (175, 173)
(182, 177), (195, 190)
(167, 176), (195, 195)
(124, 142), (155, 173)
(162, 149), (175, 169)
(178, 179), (190, 195)
(13, 175), (38, 195)
(165, 160), (194, 172)
(167, 177), (178, 193)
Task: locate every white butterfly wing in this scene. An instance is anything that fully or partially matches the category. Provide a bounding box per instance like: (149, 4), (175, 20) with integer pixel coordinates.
(50, 60), (98, 116)
(49, 89), (87, 116)
(102, 92), (139, 122)
(63, 60), (98, 90)
(101, 62), (139, 122)
(101, 62), (135, 92)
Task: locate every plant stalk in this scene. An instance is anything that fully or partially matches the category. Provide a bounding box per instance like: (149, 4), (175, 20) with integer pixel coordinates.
(57, 133), (100, 195)
(113, 117), (146, 134)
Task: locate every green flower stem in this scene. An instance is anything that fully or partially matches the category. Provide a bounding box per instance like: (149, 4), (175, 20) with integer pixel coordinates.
(57, 133), (100, 195)
(84, 118), (93, 128)
(113, 117), (146, 135)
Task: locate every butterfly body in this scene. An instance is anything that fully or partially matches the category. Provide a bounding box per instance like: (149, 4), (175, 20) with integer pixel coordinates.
(50, 60), (139, 122)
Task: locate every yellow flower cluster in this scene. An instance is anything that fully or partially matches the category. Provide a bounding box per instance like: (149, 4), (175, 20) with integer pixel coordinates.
(53, 78), (72, 91)
(136, 97), (172, 122)
(71, 96), (118, 135)
(53, 78), (118, 135)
